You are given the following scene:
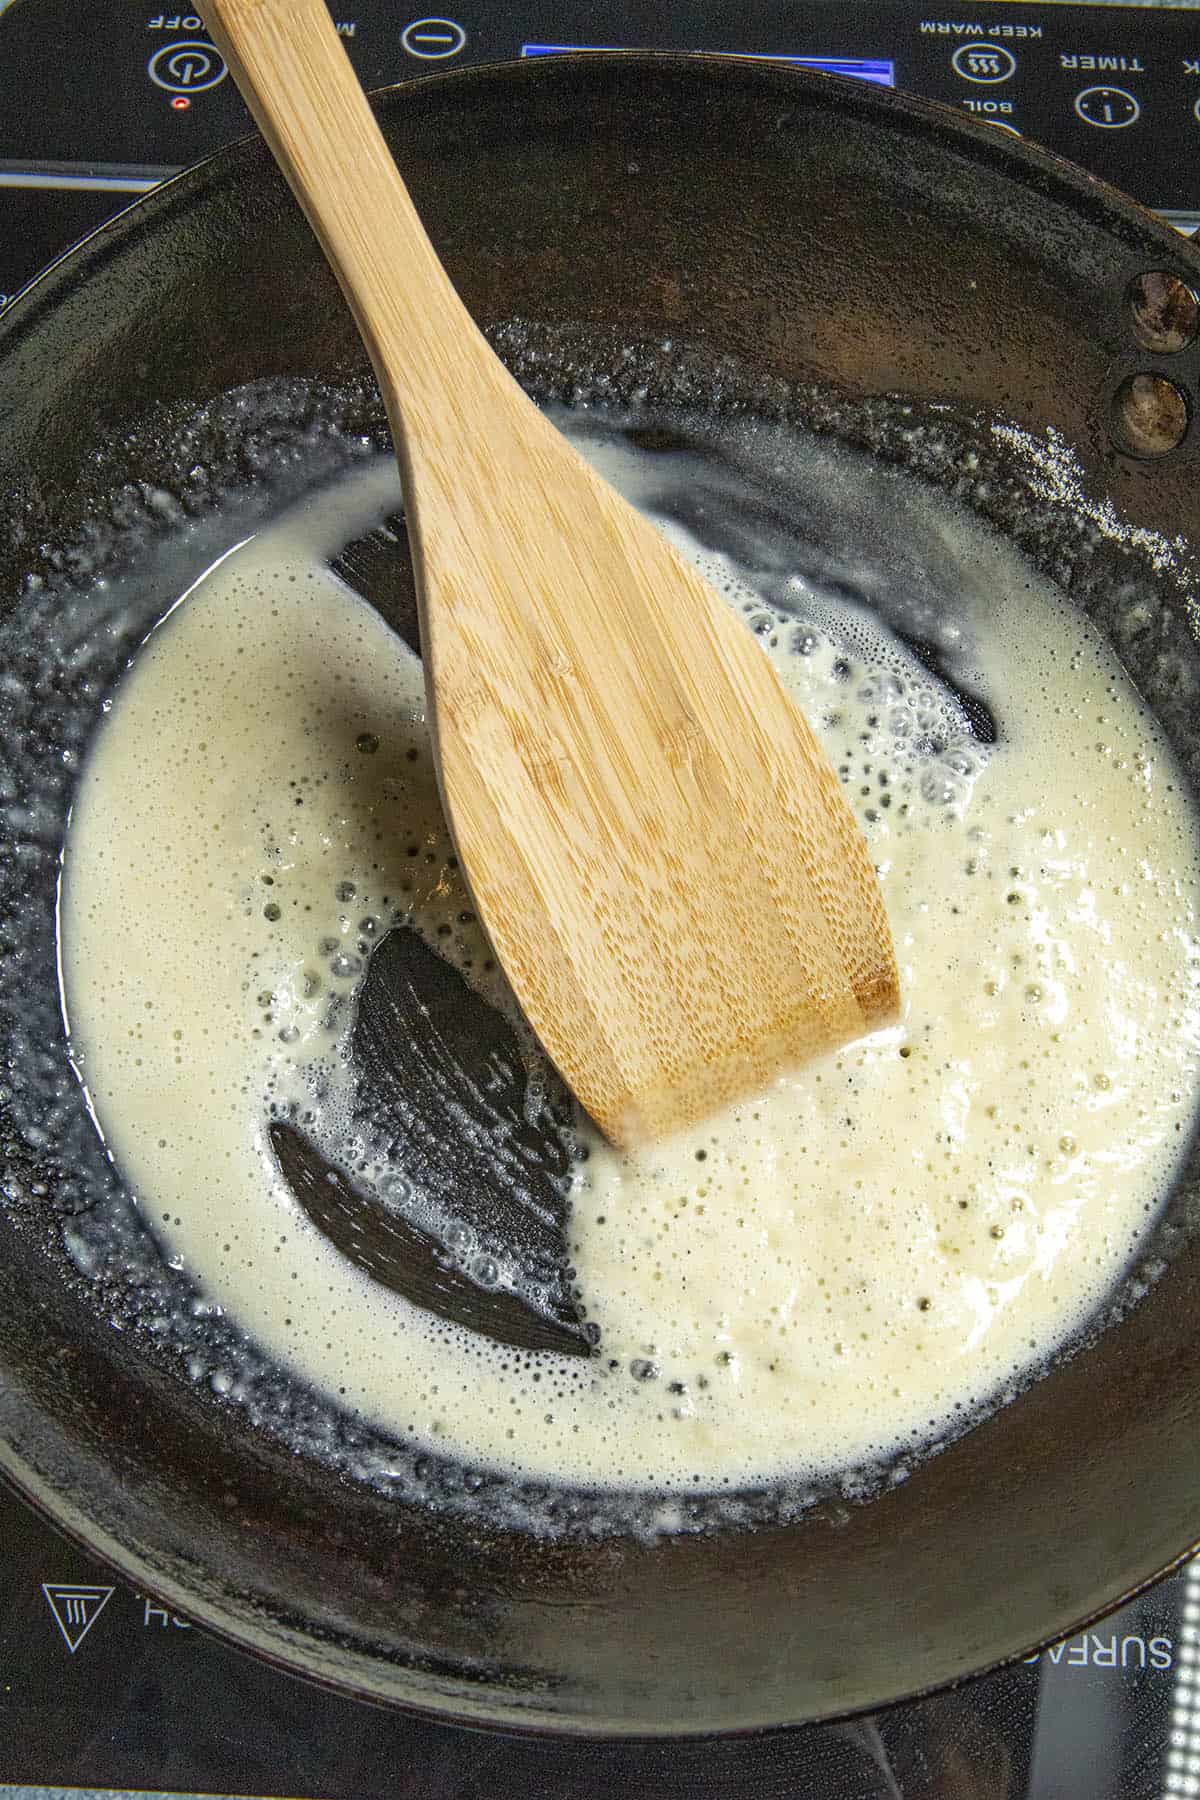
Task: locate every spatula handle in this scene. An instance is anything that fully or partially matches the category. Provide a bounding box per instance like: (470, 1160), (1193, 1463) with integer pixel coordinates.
(200, 0), (488, 426)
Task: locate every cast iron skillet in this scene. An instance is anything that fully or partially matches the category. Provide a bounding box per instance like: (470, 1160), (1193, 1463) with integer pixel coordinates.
(1, 55), (1200, 1736)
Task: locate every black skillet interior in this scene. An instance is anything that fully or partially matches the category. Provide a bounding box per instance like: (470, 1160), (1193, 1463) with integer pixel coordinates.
(1, 55), (1200, 1735)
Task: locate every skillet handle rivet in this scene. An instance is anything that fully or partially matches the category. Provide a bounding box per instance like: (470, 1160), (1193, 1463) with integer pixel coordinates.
(1111, 371), (1190, 458)
(1126, 271), (1200, 354)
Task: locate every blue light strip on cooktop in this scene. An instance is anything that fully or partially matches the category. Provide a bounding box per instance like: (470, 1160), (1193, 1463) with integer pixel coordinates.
(520, 47), (896, 87)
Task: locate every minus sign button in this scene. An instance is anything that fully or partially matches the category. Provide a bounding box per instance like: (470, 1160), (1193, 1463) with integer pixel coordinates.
(401, 17), (468, 58)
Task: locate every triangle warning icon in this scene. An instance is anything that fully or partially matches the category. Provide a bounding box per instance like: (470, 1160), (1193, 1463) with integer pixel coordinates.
(42, 1581), (115, 1653)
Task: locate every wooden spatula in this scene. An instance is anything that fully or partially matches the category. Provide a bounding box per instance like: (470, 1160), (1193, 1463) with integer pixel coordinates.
(200, 0), (900, 1146)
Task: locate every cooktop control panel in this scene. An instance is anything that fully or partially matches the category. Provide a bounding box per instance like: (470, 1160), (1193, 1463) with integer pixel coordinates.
(2, 0), (1200, 310)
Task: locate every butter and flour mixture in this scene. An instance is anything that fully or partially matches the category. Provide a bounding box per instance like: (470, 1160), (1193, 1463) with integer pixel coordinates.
(60, 410), (1200, 1493)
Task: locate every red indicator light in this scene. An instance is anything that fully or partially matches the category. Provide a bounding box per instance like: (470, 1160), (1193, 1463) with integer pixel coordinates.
(171, 95), (191, 111)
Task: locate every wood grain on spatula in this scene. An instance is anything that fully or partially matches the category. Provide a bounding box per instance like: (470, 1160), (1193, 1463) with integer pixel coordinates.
(200, 0), (901, 1145)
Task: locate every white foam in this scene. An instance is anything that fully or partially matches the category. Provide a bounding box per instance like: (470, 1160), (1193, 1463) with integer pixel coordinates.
(58, 418), (1200, 1492)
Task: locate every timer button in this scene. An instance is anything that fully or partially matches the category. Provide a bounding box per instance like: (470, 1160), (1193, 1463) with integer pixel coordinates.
(1074, 85), (1140, 129)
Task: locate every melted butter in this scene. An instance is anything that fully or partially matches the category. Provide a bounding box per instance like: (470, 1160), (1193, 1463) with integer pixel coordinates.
(59, 421), (1200, 1490)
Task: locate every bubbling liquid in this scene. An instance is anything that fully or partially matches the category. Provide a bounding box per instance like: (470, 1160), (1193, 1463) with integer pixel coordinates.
(59, 411), (1200, 1493)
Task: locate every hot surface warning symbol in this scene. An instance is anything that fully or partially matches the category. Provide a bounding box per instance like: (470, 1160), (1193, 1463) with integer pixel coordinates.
(42, 1582), (115, 1653)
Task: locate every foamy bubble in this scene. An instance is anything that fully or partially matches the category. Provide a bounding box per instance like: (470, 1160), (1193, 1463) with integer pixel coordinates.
(51, 405), (1200, 1512)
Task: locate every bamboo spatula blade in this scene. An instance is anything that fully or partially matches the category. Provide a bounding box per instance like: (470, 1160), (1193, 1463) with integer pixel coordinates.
(200, 0), (900, 1145)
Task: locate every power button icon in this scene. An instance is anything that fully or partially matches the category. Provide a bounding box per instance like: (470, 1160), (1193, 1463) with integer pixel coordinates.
(147, 41), (228, 94)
